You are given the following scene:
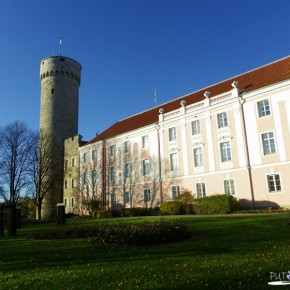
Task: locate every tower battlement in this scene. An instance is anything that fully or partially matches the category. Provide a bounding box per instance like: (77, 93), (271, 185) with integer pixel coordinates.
(40, 56), (81, 85)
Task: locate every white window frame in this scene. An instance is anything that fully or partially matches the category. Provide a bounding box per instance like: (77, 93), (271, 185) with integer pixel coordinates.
(110, 166), (115, 182)
(170, 153), (178, 171)
(92, 169), (97, 184)
(217, 112), (228, 128)
(142, 135), (149, 149)
(224, 179), (236, 195)
(220, 141), (231, 162)
(83, 152), (88, 163)
(125, 192), (131, 204)
(110, 192), (116, 206)
(267, 174), (282, 192)
(257, 99), (271, 117)
(142, 159), (150, 176)
(261, 132), (276, 155)
(172, 185), (180, 200)
(169, 127), (177, 141)
(83, 172), (87, 184)
(124, 163), (131, 178)
(109, 145), (116, 156)
(92, 149), (97, 161)
(193, 147), (203, 167)
(192, 120), (201, 135)
(124, 141), (130, 153)
(144, 188), (151, 202)
(196, 183), (206, 198)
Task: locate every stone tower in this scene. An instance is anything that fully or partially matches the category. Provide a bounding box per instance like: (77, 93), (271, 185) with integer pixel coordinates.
(39, 56), (82, 219)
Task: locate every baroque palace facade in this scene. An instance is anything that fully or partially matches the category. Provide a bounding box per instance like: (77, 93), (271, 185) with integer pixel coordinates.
(63, 56), (290, 214)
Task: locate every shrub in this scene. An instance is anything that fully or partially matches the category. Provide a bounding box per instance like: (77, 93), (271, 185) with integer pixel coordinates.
(35, 219), (190, 246)
(194, 194), (240, 215)
(177, 189), (195, 214)
(160, 201), (186, 215)
(93, 208), (160, 218)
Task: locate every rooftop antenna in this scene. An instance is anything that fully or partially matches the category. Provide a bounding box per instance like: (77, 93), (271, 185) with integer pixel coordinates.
(59, 36), (62, 56)
(154, 88), (157, 107)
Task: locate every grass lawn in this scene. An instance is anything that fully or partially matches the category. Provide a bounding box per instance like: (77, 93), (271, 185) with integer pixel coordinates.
(0, 214), (289, 289)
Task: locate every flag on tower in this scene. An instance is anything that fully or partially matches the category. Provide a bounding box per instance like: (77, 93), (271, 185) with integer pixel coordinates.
(59, 37), (62, 56)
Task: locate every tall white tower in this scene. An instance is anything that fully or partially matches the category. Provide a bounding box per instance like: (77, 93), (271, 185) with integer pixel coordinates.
(39, 56), (82, 219)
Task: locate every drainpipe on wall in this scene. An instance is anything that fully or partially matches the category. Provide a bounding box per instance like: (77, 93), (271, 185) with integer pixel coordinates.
(101, 140), (107, 211)
(233, 81), (255, 209)
(155, 122), (163, 204)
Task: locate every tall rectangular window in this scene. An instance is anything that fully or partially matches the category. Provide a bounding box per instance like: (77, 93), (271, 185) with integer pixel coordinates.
(262, 132), (276, 155)
(217, 112), (228, 128)
(192, 120), (201, 135)
(83, 152), (88, 163)
(64, 180), (68, 189)
(71, 197), (74, 208)
(109, 145), (116, 156)
(144, 189), (151, 202)
(257, 99), (271, 117)
(92, 169), (97, 183)
(83, 172), (87, 184)
(142, 135), (149, 148)
(224, 179), (235, 195)
(125, 192), (131, 204)
(196, 183), (206, 198)
(169, 127), (176, 141)
(124, 141), (130, 153)
(71, 179), (75, 188)
(172, 186), (180, 200)
(111, 193), (116, 206)
(193, 147), (203, 167)
(124, 163), (131, 178)
(92, 149), (97, 161)
(220, 141), (231, 162)
(267, 174), (281, 192)
(142, 159), (150, 176)
(170, 153), (178, 171)
(110, 166), (115, 182)
(72, 158), (76, 167)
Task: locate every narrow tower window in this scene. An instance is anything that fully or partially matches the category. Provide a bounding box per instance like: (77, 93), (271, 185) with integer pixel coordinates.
(51, 88), (54, 94)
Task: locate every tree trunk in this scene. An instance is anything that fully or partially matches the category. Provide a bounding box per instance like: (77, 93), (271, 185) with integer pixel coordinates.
(8, 204), (17, 236)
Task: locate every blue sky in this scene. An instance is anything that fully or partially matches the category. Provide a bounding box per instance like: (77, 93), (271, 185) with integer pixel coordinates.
(1, 0), (290, 140)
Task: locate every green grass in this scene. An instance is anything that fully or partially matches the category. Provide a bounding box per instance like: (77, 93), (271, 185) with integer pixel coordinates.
(0, 214), (289, 289)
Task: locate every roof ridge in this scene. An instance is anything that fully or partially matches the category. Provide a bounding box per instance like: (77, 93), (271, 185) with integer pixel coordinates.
(117, 55), (290, 123)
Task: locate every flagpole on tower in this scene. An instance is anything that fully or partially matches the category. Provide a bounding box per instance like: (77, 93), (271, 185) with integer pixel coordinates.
(59, 37), (62, 56)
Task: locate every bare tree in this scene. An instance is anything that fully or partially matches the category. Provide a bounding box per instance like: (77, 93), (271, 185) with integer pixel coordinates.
(0, 121), (34, 235)
(0, 121), (34, 204)
(28, 131), (54, 220)
(79, 146), (103, 215)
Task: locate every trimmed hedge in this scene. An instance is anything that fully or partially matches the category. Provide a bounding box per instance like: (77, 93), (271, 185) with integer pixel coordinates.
(35, 219), (190, 246)
(93, 208), (159, 219)
(160, 201), (186, 215)
(194, 194), (240, 215)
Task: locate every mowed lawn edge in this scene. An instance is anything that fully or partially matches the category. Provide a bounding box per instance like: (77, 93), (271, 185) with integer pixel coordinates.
(0, 214), (289, 290)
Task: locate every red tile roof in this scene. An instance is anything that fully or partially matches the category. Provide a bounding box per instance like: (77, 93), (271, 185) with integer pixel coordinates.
(87, 56), (290, 144)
